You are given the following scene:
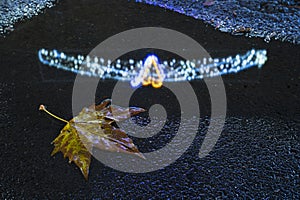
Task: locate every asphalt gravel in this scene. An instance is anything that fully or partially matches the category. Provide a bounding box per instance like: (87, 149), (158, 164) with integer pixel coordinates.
(0, 0), (56, 35)
(136, 0), (300, 44)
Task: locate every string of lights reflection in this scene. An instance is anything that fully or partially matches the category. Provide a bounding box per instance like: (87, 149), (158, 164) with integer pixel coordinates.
(38, 49), (267, 88)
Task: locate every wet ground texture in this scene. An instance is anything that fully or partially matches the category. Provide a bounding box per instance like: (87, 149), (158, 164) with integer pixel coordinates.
(0, 0), (56, 35)
(0, 0), (300, 199)
(136, 0), (300, 44)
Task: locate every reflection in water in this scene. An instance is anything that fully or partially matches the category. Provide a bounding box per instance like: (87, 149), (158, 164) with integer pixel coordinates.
(38, 48), (267, 88)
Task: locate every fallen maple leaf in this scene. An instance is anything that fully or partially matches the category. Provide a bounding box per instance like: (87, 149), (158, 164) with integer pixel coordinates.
(39, 99), (145, 180)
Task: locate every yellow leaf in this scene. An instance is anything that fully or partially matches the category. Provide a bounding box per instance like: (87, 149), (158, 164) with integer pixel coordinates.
(39, 99), (145, 180)
(51, 123), (91, 180)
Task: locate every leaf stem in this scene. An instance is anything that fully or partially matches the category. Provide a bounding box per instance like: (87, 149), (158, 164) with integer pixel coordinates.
(39, 105), (69, 123)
